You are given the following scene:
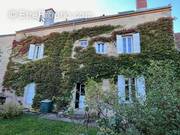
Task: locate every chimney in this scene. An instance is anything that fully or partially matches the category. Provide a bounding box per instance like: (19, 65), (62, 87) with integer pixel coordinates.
(44, 8), (55, 26)
(136, 0), (147, 10)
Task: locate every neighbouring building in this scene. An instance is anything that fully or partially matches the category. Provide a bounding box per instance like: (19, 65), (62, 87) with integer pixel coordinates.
(0, 0), (179, 114)
(175, 33), (180, 51)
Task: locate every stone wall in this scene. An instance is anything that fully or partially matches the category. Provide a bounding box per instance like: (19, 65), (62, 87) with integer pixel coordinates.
(15, 8), (171, 41)
(0, 35), (15, 92)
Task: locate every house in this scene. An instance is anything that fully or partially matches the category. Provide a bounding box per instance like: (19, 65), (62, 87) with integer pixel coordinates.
(0, 0), (178, 113)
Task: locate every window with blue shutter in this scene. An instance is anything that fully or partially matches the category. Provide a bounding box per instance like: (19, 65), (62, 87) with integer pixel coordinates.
(117, 33), (141, 54)
(95, 42), (107, 54)
(118, 75), (146, 104)
(28, 44), (44, 60)
(80, 40), (88, 48)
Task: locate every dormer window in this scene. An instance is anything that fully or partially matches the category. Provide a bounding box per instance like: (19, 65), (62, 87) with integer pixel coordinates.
(117, 33), (141, 54)
(95, 42), (107, 54)
(28, 44), (44, 60)
(80, 40), (88, 48)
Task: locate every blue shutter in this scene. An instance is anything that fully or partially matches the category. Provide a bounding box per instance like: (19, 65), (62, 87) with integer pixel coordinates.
(133, 33), (141, 53)
(24, 83), (36, 106)
(136, 76), (146, 103)
(95, 43), (99, 53)
(118, 75), (125, 103)
(28, 44), (35, 60)
(79, 95), (85, 109)
(117, 35), (124, 54)
(38, 44), (44, 59)
(104, 43), (108, 54)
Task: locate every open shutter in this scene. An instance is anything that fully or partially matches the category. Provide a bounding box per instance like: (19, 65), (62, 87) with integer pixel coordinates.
(136, 76), (146, 103)
(117, 35), (123, 54)
(38, 44), (44, 59)
(24, 83), (36, 106)
(133, 33), (141, 53)
(104, 43), (108, 54)
(79, 96), (85, 109)
(95, 43), (99, 53)
(28, 44), (35, 59)
(118, 75), (125, 103)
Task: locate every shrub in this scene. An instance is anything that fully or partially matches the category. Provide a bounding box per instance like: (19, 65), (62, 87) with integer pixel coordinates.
(97, 60), (180, 135)
(0, 102), (23, 119)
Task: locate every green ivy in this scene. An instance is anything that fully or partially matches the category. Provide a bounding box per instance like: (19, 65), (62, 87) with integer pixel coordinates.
(3, 18), (180, 109)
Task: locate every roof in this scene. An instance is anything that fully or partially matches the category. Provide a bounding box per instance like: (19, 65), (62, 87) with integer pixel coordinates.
(175, 33), (180, 50)
(16, 5), (171, 33)
(0, 34), (15, 38)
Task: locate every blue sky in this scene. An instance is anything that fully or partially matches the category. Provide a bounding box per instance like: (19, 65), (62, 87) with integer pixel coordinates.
(98, 0), (180, 32)
(0, 0), (179, 35)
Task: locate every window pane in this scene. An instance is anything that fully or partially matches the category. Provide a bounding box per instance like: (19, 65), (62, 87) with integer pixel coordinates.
(128, 37), (132, 53)
(102, 44), (104, 53)
(37, 46), (40, 58)
(98, 44), (101, 53)
(123, 38), (126, 53)
(131, 78), (136, 101)
(125, 79), (129, 101)
(80, 40), (88, 48)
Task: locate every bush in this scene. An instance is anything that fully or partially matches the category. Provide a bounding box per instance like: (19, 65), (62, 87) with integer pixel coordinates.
(97, 60), (180, 135)
(0, 102), (23, 119)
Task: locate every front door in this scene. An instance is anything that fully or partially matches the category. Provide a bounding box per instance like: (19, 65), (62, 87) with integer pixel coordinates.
(75, 83), (85, 110)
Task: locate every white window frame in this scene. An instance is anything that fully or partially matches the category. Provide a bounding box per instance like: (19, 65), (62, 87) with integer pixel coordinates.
(80, 40), (88, 48)
(28, 44), (44, 60)
(122, 35), (133, 54)
(117, 33), (141, 54)
(96, 42), (106, 54)
(118, 75), (146, 104)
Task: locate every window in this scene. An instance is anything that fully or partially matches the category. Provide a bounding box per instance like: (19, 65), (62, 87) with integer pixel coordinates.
(117, 33), (141, 54)
(96, 42), (107, 54)
(118, 75), (146, 103)
(80, 40), (88, 48)
(28, 44), (44, 60)
(75, 83), (85, 110)
(123, 36), (133, 54)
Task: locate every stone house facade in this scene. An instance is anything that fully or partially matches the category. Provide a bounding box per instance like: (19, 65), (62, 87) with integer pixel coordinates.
(0, 0), (177, 113)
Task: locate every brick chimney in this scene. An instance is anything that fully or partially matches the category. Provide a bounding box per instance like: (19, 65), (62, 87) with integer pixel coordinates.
(136, 0), (147, 10)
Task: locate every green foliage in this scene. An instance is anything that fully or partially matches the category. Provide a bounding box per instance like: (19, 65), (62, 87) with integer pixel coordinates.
(97, 60), (180, 135)
(0, 102), (23, 119)
(3, 17), (179, 113)
(0, 115), (97, 135)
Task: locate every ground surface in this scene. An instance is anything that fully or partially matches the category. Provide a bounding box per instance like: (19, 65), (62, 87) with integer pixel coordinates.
(0, 115), (97, 135)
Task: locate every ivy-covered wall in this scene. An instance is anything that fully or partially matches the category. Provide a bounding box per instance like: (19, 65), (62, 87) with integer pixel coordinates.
(3, 17), (179, 109)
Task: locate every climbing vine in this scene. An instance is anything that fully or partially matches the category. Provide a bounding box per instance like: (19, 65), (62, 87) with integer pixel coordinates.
(3, 17), (180, 109)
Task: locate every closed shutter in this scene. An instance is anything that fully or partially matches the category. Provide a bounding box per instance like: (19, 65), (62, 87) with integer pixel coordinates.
(117, 35), (123, 54)
(28, 44), (35, 59)
(118, 75), (125, 103)
(38, 44), (44, 59)
(136, 76), (146, 103)
(133, 33), (141, 53)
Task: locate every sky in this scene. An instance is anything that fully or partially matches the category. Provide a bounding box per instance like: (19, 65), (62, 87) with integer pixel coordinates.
(0, 0), (179, 35)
